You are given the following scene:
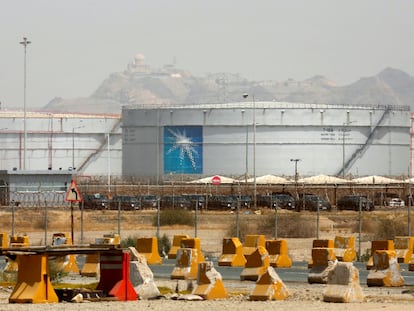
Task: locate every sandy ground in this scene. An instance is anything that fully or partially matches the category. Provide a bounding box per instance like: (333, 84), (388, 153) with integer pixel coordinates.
(1, 210), (414, 309)
(0, 279), (414, 310)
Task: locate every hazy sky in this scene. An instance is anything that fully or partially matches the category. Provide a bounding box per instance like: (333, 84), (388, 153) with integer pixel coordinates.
(1, 0), (413, 109)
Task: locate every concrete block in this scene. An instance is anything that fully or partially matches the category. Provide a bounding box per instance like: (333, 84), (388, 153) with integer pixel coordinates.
(394, 236), (414, 264)
(168, 234), (190, 259)
(0, 232), (8, 248)
(4, 235), (31, 274)
(50, 232), (79, 274)
(308, 239), (334, 268)
(367, 240), (394, 270)
(9, 254), (59, 303)
(129, 246), (160, 298)
(334, 236), (356, 262)
(265, 239), (292, 268)
(192, 261), (228, 299)
(136, 237), (162, 265)
(367, 250), (405, 287)
(240, 246), (269, 281)
(308, 248), (337, 284)
(218, 237), (246, 267)
(181, 238), (205, 262)
(243, 235), (265, 260)
(249, 267), (289, 301)
(171, 248), (199, 280)
(323, 262), (364, 303)
(82, 233), (120, 277)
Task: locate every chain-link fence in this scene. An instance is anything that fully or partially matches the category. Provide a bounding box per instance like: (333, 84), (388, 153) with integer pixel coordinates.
(1, 180), (412, 209)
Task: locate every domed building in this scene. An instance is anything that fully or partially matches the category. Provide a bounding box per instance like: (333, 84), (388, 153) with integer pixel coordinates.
(127, 53), (150, 74)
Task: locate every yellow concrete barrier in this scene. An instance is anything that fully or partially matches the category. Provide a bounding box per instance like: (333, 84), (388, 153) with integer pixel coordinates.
(218, 237), (246, 267)
(4, 235), (30, 274)
(249, 267), (289, 301)
(308, 247), (337, 284)
(308, 239), (334, 268)
(9, 235), (30, 247)
(334, 236), (356, 262)
(9, 254), (59, 303)
(136, 237), (162, 265)
(168, 234), (190, 259)
(192, 261), (228, 299)
(0, 232), (8, 248)
(181, 237), (205, 262)
(394, 236), (414, 264)
(265, 239), (292, 268)
(366, 240), (394, 270)
(97, 233), (121, 245)
(80, 254), (100, 277)
(81, 233), (120, 277)
(170, 248), (199, 280)
(323, 261), (364, 303)
(52, 232), (73, 246)
(367, 250), (404, 287)
(242, 234), (266, 260)
(50, 232), (79, 274)
(240, 246), (269, 281)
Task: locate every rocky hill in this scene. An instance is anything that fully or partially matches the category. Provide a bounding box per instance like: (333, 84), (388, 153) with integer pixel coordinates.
(43, 54), (414, 114)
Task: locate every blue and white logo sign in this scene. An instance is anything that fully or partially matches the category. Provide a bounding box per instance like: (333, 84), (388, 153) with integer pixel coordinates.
(164, 126), (203, 174)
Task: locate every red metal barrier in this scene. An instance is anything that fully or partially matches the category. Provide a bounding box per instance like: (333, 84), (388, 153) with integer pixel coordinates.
(96, 250), (137, 301)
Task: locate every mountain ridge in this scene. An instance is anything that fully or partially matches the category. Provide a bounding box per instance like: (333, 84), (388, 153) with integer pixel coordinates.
(42, 57), (414, 114)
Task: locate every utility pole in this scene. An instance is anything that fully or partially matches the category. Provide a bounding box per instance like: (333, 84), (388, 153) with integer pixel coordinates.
(290, 159), (301, 199)
(20, 37), (31, 170)
(243, 93), (257, 209)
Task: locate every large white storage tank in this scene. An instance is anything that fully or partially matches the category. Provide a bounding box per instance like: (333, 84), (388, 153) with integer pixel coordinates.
(0, 111), (122, 176)
(121, 102), (411, 180)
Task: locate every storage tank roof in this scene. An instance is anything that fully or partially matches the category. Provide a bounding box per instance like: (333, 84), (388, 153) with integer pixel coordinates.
(123, 101), (409, 112)
(0, 110), (120, 119)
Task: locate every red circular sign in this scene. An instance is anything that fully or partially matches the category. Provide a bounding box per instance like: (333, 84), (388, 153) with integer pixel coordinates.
(211, 175), (221, 185)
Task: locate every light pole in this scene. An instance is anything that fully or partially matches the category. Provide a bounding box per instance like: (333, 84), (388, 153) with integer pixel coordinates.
(107, 132), (111, 194)
(274, 199), (278, 239)
(408, 177), (412, 236)
(358, 197), (362, 261)
(241, 109), (248, 184)
(20, 37), (31, 170)
(243, 93), (256, 209)
(342, 125), (345, 178)
(290, 159), (301, 199)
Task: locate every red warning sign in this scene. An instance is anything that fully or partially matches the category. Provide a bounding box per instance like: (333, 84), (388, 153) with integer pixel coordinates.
(211, 175), (221, 186)
(66, 180), (82, 202)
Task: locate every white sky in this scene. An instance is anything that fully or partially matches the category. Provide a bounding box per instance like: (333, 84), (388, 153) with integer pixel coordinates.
(1, 0), (413, 108)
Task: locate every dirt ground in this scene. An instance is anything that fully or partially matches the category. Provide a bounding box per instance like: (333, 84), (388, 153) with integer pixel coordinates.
(1, 208), (414, 310)
(0, 278), (413, 311)
(0, 208), (377, 259)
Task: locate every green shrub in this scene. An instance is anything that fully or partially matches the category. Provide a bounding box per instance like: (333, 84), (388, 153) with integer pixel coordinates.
(158, 233), (171, 256)
(120, 235), (138, 248)
(359, 248), (371, 262)
(48, 259), (68, 282)
(153, 209), (194, 226)
(1, 270), (17, 283)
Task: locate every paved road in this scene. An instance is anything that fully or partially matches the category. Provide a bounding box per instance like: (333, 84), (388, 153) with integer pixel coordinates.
(150, 258), (414, 285)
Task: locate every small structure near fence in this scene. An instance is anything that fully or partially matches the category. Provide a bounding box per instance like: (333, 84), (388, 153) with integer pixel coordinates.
(0, 170), (73, 208)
